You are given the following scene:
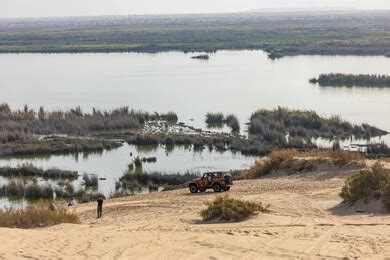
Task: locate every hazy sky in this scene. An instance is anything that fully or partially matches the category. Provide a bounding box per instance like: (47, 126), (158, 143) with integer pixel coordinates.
(1, 0), (389, 18)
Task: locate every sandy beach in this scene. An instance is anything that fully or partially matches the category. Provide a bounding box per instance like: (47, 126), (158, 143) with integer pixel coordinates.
(0, 165), (389, 259)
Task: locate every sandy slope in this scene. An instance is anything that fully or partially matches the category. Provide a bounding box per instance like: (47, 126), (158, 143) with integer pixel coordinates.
(0, 167), (389, 259)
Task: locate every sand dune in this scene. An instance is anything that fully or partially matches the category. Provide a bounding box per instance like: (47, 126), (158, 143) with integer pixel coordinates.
(0, 168), (389, 259)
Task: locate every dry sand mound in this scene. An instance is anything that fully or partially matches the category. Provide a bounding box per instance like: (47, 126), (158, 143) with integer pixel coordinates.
(0, 168), (389, 259)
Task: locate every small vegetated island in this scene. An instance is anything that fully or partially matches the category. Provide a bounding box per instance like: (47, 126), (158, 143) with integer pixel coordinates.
(191, 54), (209, 60)
(310, 73), (390, 87)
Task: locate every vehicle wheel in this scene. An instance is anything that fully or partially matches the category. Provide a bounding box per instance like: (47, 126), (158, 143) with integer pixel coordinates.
(213, 183), (222, 192)
(223, 186), (230, 191)
(189, 184), (199, 194)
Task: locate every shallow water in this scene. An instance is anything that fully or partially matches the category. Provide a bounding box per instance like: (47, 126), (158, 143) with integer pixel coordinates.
(0, 144), (256, 208)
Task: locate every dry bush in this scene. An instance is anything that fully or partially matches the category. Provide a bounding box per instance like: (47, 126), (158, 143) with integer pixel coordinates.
(200, 195), (269, 222)
(0, 202), (80, 229)
(299, 149), (363, 166)
(240, 149), (364, 179)
(242, 149), (298, 179)
(383, 185), (390, 211)
(340, 163), (390, 209)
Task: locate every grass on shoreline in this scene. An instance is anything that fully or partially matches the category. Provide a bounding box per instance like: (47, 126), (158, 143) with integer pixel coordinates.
(0, 202), (80, 229)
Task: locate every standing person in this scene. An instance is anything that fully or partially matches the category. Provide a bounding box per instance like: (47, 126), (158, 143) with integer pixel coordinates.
(97, 197), (104, 218)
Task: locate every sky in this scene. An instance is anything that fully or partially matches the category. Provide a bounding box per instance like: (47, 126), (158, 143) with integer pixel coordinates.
(1, 0), (389, 18)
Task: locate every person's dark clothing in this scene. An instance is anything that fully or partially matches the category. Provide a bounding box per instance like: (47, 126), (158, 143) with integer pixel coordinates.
(97, 198), (104, 218)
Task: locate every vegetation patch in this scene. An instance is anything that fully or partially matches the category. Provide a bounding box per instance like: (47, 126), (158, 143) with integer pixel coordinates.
(249, 107), (386, 141)
(205, 113), (225, 127)
(82, 173), (99, 187)
(0, 202), (80, 229)
(310, 73), (390, 87)
(119, 171), (199, 188)
(340, 163), (390, 211)
(0, 164), (78, 179)
(200, 195), (270, 222)
(240, 149), (363, 179)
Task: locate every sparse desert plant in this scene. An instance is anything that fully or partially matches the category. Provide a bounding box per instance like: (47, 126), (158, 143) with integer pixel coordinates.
(0, 202), (80, 229)
(383, 184), (390, 211)
(242, 150), (298, 179)
(340, 163), (390, 209)
(200, 195), (270, 222)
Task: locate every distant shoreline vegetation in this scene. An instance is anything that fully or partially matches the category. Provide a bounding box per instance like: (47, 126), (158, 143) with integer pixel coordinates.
(310, 73), (390, 87)
(1, 12), (390, 58)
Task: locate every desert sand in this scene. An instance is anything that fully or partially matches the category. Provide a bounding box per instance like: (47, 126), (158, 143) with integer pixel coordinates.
(0, 165), (389, 259)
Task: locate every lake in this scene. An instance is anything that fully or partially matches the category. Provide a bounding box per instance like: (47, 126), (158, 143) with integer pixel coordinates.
(1, 50), (390, 131)
(1, 50), (390, 208)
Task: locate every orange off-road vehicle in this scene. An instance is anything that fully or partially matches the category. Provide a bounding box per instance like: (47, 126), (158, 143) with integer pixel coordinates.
(188, 172), (233, 193)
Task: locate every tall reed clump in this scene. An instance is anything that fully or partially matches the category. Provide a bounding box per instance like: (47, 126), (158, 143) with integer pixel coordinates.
(249, 107), (387, 142)
(200, 195), (270, 222)
(205, 112), (225, 127)
(225, 114), (240, 132)
(310, 73), (390, 87)
(0, 104), (151, 144)
(0, 202), (80, 229)
(82, 173), (99, 187)
(340, 163), (390, 211)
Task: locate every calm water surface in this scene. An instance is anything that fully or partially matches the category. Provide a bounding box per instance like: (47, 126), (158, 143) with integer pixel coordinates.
(1, 51), (390, 208)
(1, 50), (390, 131)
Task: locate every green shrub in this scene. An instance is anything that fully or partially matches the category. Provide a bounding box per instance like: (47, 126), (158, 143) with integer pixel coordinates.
(200, 196), (270, 222)
(340, 163), (390, 208)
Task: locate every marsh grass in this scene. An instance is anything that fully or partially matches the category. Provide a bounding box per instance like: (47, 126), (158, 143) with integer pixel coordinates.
(205, 113), (225, 127)
(119, 171), (199, 187)
(200, 195), (270, 222)
(0, 164), (78, 179)
(0, 202), (80, 229)
(82, 173), (98, 187)
(311, 73), (390, 87)
(249, 107), (386, 141)
(0, 104), (149, 144)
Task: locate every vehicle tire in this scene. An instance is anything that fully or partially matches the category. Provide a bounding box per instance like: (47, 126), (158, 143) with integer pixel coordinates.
(213, 183), (222, 193)
(189, 184), (199, 194)
(223, 186), (230, 191)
